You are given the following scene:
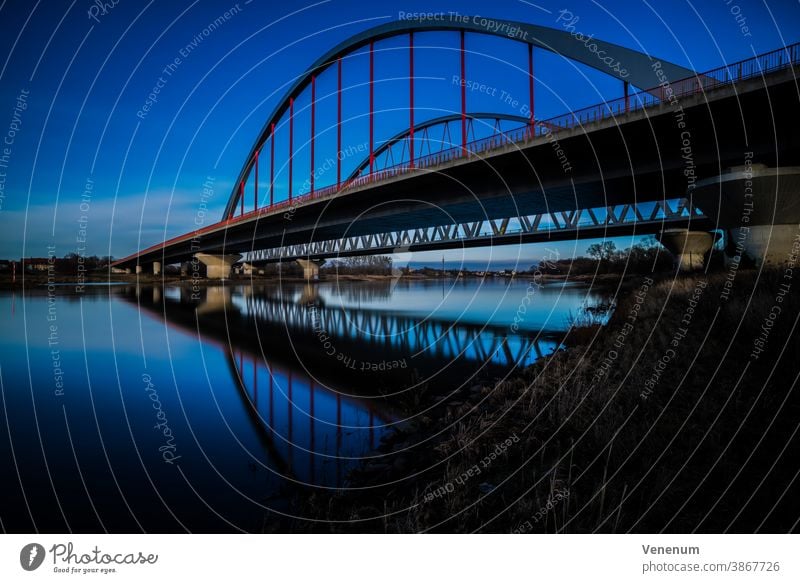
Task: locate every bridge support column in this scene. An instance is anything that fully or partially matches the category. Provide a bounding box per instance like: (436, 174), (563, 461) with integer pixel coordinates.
(729, 225), (800, 267)
(694, 166), (800, 267)
(135, 265), (142, 275)
(296, 258), (325, 281)
(152, 261), (161, 275)
(194, 253), (242, 280)
(184, 257), (205, 279)
(658, 229), (714, 272)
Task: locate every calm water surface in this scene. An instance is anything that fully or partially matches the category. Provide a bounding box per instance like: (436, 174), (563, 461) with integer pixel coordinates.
(0, 277), (609, 532)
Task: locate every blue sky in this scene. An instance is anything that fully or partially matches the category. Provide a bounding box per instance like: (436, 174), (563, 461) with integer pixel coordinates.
(0, 0), (797, 265)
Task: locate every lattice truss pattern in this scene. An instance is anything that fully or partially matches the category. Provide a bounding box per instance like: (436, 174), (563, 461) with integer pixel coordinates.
(244, 198), (705, 262)
(234, 292), (556, 367)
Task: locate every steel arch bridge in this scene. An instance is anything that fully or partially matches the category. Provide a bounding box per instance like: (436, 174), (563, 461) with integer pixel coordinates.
(222, 16), (696, 220)
(110, 15), (800, 273)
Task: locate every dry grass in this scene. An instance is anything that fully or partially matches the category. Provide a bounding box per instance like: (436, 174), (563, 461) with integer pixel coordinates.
(276, 270), (800, 533)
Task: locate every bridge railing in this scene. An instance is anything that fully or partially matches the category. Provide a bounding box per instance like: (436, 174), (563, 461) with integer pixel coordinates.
(316, 41), (800, 195)
(668, 42), (800, 96)
(537, 42), (800, 134)
(216, 42), (800, 229)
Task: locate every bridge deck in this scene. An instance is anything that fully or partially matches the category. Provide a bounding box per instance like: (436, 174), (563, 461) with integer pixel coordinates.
(113, 49), (800, 269)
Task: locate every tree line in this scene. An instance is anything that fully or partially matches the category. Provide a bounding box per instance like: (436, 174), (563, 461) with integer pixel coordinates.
(535, 238), (677, 275)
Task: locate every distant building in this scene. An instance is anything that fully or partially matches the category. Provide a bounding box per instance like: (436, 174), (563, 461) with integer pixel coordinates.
(22, 257), (51, 272)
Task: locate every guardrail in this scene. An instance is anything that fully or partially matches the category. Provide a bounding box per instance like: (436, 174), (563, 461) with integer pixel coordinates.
(247, 41), (800, 217)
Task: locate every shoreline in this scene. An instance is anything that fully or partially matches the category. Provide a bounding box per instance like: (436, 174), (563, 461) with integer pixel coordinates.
(0, 270), (624, 291)
(282, 269), (800, 533)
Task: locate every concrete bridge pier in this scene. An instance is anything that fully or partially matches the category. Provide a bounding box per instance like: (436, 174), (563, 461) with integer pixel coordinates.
(658, 229), (714, 271)
(731, 225), (800, 266)
(195, 253), (242, 279)
(694, 165), (800, 267)
(296, 258), (325, 281)
(135, 265), (142, 275)
(182, 258), (205, 278)
(152, 261), (161, 275)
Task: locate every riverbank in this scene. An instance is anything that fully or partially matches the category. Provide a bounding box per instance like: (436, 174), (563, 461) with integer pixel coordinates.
(283, 269), (800, 533)
(0, 270), (624, 291)
(0, 271), (412, 290)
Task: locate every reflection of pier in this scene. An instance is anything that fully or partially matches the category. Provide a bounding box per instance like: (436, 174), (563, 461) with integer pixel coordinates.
(234, 291), (558, 368)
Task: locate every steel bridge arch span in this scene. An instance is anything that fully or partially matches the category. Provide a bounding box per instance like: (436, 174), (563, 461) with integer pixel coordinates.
(344, 111), (533, 183)
(223, 17), (697, 219)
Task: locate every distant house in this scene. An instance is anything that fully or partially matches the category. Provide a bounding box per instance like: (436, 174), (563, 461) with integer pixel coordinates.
(22, 257), (51, 272)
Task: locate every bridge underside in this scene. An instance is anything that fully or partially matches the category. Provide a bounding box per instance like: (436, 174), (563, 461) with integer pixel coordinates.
(247, 199), (707, 263)
(113, 69), (799, 270)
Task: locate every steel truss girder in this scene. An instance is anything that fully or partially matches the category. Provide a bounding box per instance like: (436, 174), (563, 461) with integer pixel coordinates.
(243, 198), (706, 264)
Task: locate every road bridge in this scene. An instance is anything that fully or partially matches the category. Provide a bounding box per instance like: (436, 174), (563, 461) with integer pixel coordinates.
(111, 18), (800, 277)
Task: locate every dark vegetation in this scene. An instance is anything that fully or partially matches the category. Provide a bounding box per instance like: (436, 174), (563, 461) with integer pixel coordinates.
(280, 269), (800, 533)
(534, 237), (678, 276)
(321, 255), (394, 276)
(1, 253), (113, 273)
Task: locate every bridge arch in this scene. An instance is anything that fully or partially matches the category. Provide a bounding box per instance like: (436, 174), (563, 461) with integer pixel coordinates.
(344, 112), (532, 184)
(224, 17), (697, 219)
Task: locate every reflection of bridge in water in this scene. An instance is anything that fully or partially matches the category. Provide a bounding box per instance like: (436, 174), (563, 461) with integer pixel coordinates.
(225, 346), (393, 488)
(122, 279), (577, 487)
(233, 286), (561, 369)
(122, 281), (569, 485)
(120, 284), (395, 489)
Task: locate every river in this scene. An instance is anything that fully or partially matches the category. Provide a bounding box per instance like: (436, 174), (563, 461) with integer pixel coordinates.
(0, 277), (610, 532)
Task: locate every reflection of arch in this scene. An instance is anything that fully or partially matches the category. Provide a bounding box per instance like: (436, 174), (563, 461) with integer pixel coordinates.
(227, 345), (393, 483)
(127, 287), (394, 485)
(345, 112), (531, 184)
(223, 18), (697, 218)
(224, 348), (294, 478)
